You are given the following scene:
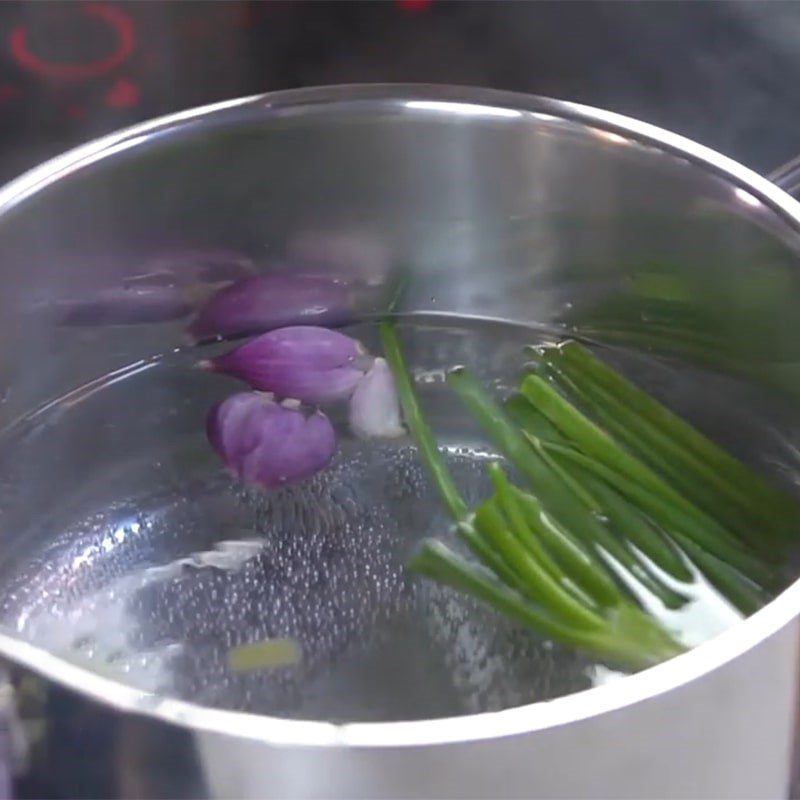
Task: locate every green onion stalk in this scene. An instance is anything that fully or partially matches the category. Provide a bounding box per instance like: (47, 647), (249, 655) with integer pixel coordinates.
(380, 321), (687, 669)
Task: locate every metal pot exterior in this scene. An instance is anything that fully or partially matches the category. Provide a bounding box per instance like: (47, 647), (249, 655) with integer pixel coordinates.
(197, 618), (800, 799)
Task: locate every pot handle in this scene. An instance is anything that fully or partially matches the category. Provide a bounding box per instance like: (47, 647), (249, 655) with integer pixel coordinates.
(767, 156), (800, 197)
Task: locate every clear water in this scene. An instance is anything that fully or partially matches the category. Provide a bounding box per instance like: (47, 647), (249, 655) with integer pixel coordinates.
(0, 314), (797, 721)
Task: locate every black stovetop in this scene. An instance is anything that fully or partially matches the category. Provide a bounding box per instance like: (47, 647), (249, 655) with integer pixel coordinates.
(0, 1), (799, 184)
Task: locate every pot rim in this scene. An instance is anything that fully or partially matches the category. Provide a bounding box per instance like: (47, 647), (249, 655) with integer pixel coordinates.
(1, 83), (799, 748)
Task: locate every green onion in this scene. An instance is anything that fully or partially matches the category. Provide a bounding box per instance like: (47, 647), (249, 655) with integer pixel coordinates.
(472, 496), (605, 629)
(409, 540), (683, 668)
(508, 397), (690, 579)
(664, 534), (768, 615)
(506, 484), (623, 609)
(505, 393), (564, 443)
(487, 464), (570, 588)
(380, 321), (467, 521)
(455, 518), (522, 590)
(545, 442), (777, 590)
(378, 320), (785, 672)
(544, 342), (796, 548)
(408, 539), (585, 644)
(447, 367), (688, 608)
(519, 372), (768, 568)
(572, 464), (692, 583)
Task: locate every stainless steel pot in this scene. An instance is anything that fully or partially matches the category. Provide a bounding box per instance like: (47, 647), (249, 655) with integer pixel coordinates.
(2, 84), (800, 798)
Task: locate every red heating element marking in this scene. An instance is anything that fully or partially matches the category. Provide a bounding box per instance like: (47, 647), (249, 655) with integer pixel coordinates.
(9, 3), (135, 81)
(396, 0), (433, 12)
(105, 76), (139, 108)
